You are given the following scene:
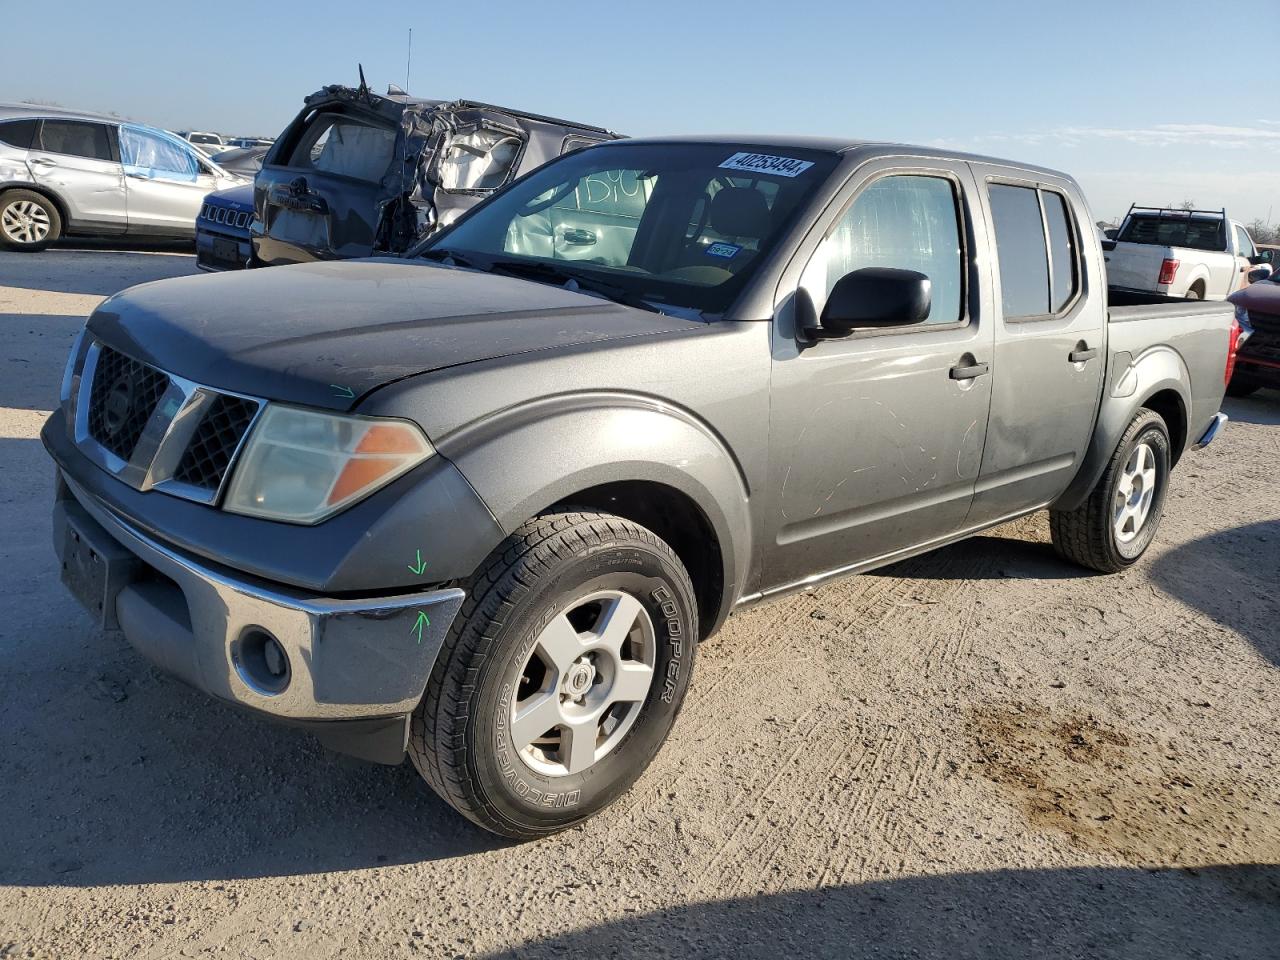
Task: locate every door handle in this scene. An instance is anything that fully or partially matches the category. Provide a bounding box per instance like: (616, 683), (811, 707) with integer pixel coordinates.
(1069, 347), (1099, 363)
(561, 228), (596, 246)
(29, 156), (57, 166)
(949, 361), (989, 380)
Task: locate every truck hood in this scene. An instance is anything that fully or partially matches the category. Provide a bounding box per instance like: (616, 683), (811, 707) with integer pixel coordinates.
(87, 259), (705, 411)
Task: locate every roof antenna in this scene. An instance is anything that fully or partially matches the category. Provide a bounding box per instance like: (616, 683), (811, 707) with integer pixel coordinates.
(357, 63), (370, 99)
(405, 28), (412, 93)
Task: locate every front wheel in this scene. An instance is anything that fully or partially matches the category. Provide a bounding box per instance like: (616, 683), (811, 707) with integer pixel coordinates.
(410, 511), (698, 839)
(1050, 408), (1171, 573)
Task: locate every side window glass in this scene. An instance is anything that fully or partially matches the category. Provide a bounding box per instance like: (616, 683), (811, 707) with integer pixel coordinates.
(989, 184), (1050, 318)
(1042, 191), (1079, 313)
(561, 136), (604, 156)
(0, 119), (38, 149)
(291, 115), (396, 184)
(1235, 225), (1255, 258)
(119, 125), (200, 182)
(438, 127), (523, 192)
(36, 120), (113, 161)
(816, 175), (964, 325)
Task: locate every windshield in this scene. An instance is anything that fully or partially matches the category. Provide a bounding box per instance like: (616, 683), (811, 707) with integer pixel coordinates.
(416, 142), (840, 314)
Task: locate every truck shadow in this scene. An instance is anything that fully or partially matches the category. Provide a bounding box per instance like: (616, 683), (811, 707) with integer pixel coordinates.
(1223, 391), (1280, 426)
(474, 864), (1280, 959)
(0, 620), (503, 888)
(1150, 519), (1280, 668)
(880, 532), (1090, 583)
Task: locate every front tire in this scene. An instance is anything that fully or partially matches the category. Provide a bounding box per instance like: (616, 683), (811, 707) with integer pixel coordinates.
(1050, 408), (1171, 573)
(0, 190), (62, 251)
(410, 511), (698, 839)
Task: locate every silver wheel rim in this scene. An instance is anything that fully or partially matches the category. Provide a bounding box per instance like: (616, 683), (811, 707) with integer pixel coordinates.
(509, 590), (656, 778)
(1, 200), (52, 244)
(1114, 441), (1158, 544)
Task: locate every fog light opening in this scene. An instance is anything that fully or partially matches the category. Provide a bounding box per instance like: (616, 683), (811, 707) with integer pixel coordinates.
(234, 627), (291, 695)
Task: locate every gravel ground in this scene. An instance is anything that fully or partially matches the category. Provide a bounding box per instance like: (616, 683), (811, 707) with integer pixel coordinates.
(1, 245), (1278, 959)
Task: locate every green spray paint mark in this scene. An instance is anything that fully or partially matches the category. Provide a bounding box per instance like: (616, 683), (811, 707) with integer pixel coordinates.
(330, 384), (355, 400)
(407, 549), (428, 576)
(410, 610), (430, 644)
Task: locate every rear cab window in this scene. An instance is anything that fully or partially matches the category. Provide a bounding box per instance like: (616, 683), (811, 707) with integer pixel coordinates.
(988, 182), (1081, 320)
(1118, 214), (1225, 251)
(288, 112), (396, 183)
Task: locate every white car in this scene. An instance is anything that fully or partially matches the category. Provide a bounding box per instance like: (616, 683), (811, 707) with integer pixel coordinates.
(1104, 205), (1271, 300)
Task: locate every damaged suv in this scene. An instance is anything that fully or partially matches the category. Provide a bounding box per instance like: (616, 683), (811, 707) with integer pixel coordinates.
(196, 84), (618, 271)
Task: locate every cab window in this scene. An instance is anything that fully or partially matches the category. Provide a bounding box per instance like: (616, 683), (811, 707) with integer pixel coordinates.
(1234, 224), (1256, 259)
(0, 119), (38, 149)
(988, 183), (1080, 319)
(119, 125), (201, 182)
(804, 174), (964, 326)
(36, 119), (113, 162)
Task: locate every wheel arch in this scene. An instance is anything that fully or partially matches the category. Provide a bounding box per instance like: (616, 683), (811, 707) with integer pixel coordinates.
(1053, 346), (1191, 512)
(0, 181), (70, 230)
(438, 397), (752, 638)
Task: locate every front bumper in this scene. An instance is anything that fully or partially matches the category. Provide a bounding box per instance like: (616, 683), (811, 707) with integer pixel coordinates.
(54, 472), (465, 761)
(195, 221), (253, 272)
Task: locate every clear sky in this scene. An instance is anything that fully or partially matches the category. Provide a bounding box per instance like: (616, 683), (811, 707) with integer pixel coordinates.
(4, 0), (1278, 225)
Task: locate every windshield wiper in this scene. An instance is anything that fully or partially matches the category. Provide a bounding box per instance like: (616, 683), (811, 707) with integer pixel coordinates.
(418, 247), (479, 269)
(487, 259), (667, 314)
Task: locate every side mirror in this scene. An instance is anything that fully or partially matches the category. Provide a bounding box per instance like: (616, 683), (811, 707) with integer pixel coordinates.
(1251, 249), (1274, 265)
(1100, 238), (1117, 252)
(819, 267), (931, 336)
(1248, 264), (1273, 284)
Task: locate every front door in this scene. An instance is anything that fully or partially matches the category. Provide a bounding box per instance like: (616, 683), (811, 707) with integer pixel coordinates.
(763, 161), (997, 591)
(119, 124), (215, 236)
(28, 118), (126, 233)
(964, 167), (1105, 527)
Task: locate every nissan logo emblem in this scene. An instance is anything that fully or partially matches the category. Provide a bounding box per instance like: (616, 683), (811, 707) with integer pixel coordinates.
(103, 377), (134, 436)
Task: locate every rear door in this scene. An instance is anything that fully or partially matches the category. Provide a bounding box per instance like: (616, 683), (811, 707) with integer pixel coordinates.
(253, 108), (398, 265)
(964, 167), (1105, 527)
(28, 118), (126, 234)
(1232, 223), (1258, 293)
(118, 124), (219, 236)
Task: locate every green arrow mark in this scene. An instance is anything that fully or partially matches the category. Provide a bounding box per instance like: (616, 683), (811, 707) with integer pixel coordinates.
(407, 549), (428, 576)
(410, 610), (430, 644)
(330, 384), (356, 400)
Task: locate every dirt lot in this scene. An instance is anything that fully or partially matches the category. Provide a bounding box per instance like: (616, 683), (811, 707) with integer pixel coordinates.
(1, 245), (1278, 959)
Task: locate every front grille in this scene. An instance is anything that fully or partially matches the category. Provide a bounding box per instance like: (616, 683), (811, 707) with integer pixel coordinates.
(86, 346), (170, 462)
(1242, 310), (1280, 363)
(199, 203), (251, 229)
(172, 394), (260, 490)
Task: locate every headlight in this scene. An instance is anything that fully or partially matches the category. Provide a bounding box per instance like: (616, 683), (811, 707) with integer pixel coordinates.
(223, 405), (434, 524)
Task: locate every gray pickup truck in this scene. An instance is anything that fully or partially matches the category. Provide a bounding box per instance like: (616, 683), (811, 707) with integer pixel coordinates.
(44, 136), (1239, 839)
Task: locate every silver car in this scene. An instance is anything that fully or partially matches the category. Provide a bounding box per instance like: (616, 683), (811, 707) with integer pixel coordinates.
(0, 104), (245, 251)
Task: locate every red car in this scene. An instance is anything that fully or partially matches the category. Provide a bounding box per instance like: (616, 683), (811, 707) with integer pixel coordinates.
(1228, 269), (1280, 396)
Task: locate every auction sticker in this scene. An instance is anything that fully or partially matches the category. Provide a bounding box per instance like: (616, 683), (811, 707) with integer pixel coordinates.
(705, 242), (741, 259)
(718, 152), (814, 178)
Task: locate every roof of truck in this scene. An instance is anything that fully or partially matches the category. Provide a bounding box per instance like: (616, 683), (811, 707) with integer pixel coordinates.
(598, 134), (1075, 180)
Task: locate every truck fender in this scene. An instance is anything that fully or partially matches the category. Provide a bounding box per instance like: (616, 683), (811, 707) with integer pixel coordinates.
(1179, 264), (1211, 298)
(435, 392), (752, 630)
(1052, 345), (1191, 512)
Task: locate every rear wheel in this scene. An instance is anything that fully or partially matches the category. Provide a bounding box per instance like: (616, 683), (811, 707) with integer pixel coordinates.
(0, 190), (61, 251)
(1050, 408), (1171, 573)
(1184, 283), (1204, 301)
(410, 510), (698, 839)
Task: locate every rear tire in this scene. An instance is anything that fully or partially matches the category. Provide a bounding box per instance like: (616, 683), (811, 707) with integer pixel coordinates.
(1050, 408), (1171, 573)
(409, 510), (698, 839)
(0, 190), (61, 251)
(1184, 283), (1204, 301)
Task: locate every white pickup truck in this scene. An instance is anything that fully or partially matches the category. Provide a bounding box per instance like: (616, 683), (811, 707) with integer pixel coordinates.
(1104, 205), (1273, 300)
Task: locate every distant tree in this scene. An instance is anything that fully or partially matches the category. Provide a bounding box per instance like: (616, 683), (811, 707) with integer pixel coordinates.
(1177, 199), (1196, 211)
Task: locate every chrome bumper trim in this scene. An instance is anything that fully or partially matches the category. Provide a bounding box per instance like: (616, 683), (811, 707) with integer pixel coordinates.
(1192, 412), (1228, 450)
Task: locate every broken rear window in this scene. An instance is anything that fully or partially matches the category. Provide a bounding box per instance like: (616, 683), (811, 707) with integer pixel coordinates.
(290, 114), (396, 184)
